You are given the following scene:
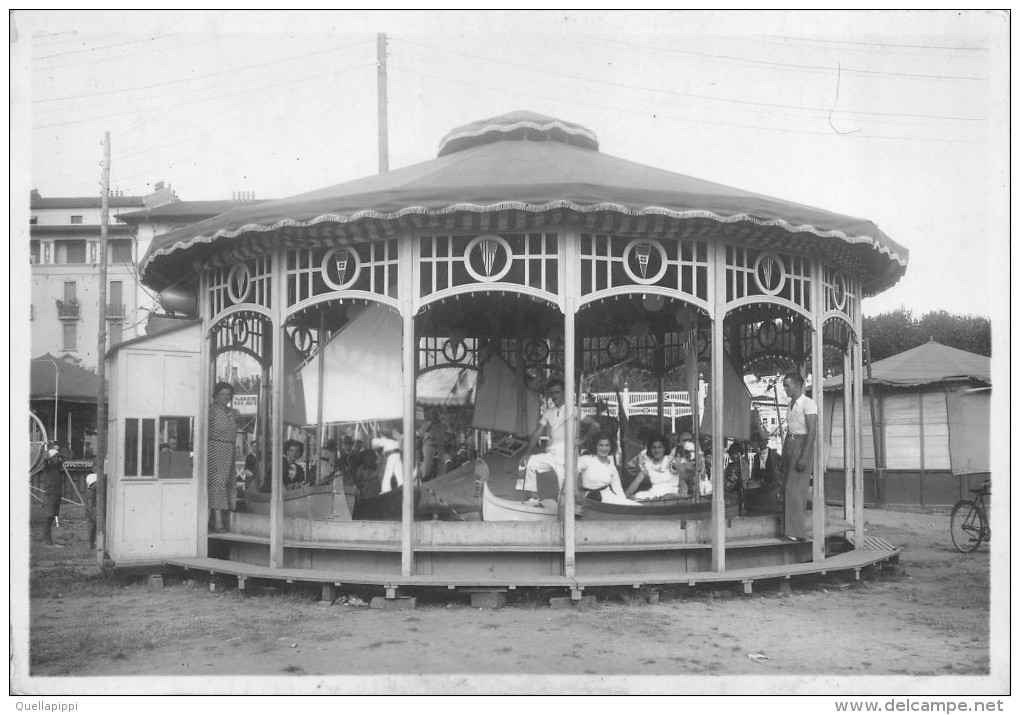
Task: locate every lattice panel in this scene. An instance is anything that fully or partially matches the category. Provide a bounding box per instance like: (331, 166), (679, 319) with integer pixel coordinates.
(418, 336), (479, 373)
(822, 264), (859, 325)
(581, 331), (707, 376)
(725, 245), (811, 312)
(210, 310), (271, 364)
(285, 240), (399, 308)
(207, 255), (272, 318)
(733, 318), (809, 370)
(418, 233), (559, 299)
(579, 234), (710, 302)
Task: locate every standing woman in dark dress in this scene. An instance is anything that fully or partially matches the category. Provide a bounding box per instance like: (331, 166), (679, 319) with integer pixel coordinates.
(208, 382), (239, 532)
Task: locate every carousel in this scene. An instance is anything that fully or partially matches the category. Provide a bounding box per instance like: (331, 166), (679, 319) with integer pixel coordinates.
(113, 111), (907, 599)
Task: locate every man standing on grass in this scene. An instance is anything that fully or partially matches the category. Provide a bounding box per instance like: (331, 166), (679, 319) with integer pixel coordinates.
(41, 442), (66, 548)
(781, 372), (817, 542)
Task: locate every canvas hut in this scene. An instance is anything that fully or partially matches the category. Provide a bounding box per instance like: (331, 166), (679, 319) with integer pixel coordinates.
(824, 340), (990, 507)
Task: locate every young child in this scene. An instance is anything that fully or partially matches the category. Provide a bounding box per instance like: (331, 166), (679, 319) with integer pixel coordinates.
(85, 473), (98, 548)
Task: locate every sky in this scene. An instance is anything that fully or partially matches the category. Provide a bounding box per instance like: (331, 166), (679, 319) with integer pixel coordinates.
(12, 10), (1009, 321)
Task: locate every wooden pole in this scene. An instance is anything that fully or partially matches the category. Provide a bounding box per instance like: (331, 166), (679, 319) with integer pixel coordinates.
(562, 235), (578, 580)
(710, 243), (725, 572)
(400, 238), (415, 576)
(376, 33), (389, 174)
(811, 269), (825, 562)
(269, 250), (285, 568)
(863, 338), (884, 504)
(842, 349), (854, 524)
(316, 311), (327, 482)
(95, 131), (110, 566)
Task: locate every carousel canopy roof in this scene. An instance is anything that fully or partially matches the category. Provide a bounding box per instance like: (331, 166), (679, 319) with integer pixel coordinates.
(139, 111), (907, 294)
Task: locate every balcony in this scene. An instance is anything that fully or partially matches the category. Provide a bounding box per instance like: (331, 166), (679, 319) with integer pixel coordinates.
(106, 303), (125, 320)
(55, 299), (80, 320)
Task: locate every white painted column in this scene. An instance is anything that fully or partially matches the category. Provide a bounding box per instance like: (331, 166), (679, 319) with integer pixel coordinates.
(270, 250), (285, 569)
(843, 347), (854, 525)
(562, 231), (578, 579)
(710, 242), (725, 572)
(853, 298), (866, 545)
(811, 260), (825, 562)
(196, 268), (211, 558)
(400, 236), (416, 576)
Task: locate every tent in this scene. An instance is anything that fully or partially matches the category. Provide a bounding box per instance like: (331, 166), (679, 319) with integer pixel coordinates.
(30, 353), (106, 403)
(824, 340), (990, 506)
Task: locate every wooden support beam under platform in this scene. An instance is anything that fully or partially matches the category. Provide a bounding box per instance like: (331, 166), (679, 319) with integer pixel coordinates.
(163, 540), (899, 594)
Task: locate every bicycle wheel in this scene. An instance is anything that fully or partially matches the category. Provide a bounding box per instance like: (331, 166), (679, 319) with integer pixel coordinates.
(950, 500), (984, 553)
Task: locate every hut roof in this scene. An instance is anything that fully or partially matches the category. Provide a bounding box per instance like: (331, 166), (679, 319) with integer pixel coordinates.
(825, 340), (990, 389)
(30, 353), (107, 403)
(139, 111), (907, 295)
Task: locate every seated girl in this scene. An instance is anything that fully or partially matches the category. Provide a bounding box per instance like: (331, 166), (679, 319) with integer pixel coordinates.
(628, 434), (687, 500)
(578, 433), (636, 506)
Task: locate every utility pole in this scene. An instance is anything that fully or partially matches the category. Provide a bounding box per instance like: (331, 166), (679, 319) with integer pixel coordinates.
(377, 32), (389, 173)
(95, 131), (110, 567)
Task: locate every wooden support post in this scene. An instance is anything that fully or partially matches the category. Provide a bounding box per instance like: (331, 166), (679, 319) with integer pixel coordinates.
(385, 586), (398, 600)
(778, 577), (792, 596)
(843, 349), (854, 524)
(742, 580), (753, 595)
(399, 236), (415, 577)
(562, 231), (578, 579)
(321, 583), (336, 603)
(570, 587), (584, 602)
(269, 248), (286, 569)
(811, 259), (825, 563)
(237, 576), (246, 593)
(196, 270), (211, 558)
(853, 320), (866, 546)
(710, 242), (726, 572)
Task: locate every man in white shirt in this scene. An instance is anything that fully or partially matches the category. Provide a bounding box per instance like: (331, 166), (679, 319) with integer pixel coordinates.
(782, 372), (817, 541)
(522, 379), (567, 506)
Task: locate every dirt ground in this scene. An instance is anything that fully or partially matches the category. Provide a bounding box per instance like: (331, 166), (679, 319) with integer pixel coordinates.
(13, 502), (1007, 695)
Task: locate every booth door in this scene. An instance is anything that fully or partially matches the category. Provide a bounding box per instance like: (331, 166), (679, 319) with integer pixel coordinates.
(111, 351), (200, 562)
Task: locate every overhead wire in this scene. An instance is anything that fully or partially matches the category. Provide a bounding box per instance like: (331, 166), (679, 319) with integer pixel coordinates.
(391, 37), (986, 123)
(577, 33), (989, 82)
(33, 32), (189, 61)
(33, 37), (376, 104)
(388, 60), (983, 145)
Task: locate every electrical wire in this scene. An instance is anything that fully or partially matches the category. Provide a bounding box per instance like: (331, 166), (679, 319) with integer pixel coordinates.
(760, 34), (989, 52)
(33, 38), (375, 104)
(391, 37), (986, 123)
(33, 32), (188, 60)
(576, 33), (988, 82)
(389, 61), (983, 145)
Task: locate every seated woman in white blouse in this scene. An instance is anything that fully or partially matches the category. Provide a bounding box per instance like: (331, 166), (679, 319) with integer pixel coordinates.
(578, 433), (637, 506)
(627, 434), (687, 500)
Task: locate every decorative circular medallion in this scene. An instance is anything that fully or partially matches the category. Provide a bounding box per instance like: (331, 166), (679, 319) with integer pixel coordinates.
(757, 320), (778, 349)
(622, 239), (668, 285)
(831, 271), (848, 311)
(464, 234), (513, 283)
(606, 336), (631, 362)
(226, 263), (252, 304)
(753, 252), (786, 296)
(290, 327), (314, 358)
(441, 338), (468, 363)
(321, 248), (361, 291)
(230, 315), (249, 344)
(523, 339), (550, 364)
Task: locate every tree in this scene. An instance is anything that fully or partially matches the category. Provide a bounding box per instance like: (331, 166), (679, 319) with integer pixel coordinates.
(863, 309), (990, 362)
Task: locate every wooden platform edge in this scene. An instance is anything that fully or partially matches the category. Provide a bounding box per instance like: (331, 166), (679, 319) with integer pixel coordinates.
(163, 541), (900, 592)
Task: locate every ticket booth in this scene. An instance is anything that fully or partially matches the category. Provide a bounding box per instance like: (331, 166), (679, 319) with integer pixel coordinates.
(105, 320), (202, 564)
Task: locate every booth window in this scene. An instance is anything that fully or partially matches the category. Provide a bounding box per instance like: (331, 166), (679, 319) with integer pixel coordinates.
(158, 416), (194, 479)
(123, 418), (157, 477)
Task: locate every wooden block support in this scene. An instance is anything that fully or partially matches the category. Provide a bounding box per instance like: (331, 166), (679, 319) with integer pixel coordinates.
(237, 577), (246, 593)
(321, 583), (336, 603)
(385, 586), (398, 599)
(570, 588), (584, 601)
(550, 595), (596, 610)
(778, 578), (792, 596)
(742, 580), (753, 595)
(369, 596), (417, 610)
(146, 574), (164, 588)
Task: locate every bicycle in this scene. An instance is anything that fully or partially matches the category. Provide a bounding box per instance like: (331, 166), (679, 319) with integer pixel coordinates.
(950, 482), (991, 553)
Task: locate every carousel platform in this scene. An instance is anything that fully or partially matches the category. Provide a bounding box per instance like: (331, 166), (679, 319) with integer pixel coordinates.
(163, 538), (899, 597)
(158, 508), (900, 599)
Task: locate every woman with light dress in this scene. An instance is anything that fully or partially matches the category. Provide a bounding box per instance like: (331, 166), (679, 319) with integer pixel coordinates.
(578, 434), (636, 506)
(627, 434), (686, 500)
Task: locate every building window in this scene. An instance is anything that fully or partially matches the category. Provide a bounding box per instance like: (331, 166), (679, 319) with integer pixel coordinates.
(63, 281), (76, 302)
(56, 240), (87, 264)
(70, 215), (83, 224)
(108, 240), (133, 264)
(62, 322), (77, 351)
(30, 241), (40, 264)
